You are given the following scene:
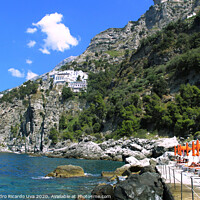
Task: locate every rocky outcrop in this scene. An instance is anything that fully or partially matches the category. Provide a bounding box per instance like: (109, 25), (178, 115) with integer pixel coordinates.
(92, 165), (173, 200)
(101, 164), (131, 177)
(46, 165), (85, 178)
(45, 137), (179, 164)
(63, 141), (104, 160)
(125, 157), (150, 167)
(73, 0), (197, 69)
(0, 80), (86, 154)
(152, 137), (179, 157)
(114, 172), (164, 200)
(91, 184), (115, 200)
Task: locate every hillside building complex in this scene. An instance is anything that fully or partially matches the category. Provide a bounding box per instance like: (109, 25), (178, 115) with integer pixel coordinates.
(49, 70), (88, 92)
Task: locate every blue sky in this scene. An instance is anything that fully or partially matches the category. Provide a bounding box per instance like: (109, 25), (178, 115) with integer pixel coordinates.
(0, 0), (153, 92)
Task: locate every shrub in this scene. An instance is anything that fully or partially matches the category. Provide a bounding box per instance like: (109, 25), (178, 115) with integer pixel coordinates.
(62, 131), (74, 141)
(49, 128), (59, 144)
(62, 86), (74, 101)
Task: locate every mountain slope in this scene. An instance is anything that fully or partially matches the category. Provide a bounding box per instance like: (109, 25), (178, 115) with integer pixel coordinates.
(0, 0), (200, 153)
(64, 0), (199, 71)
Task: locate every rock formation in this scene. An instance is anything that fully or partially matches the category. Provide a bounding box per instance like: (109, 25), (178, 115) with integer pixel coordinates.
(92, 165), (174, 200)
(74, 0), (198, 69)
(46, 165), (85, 178)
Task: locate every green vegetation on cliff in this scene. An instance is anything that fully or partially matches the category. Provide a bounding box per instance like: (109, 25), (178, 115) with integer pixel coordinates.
(54, 12), (200, 141)
(0, 80), (38, 103)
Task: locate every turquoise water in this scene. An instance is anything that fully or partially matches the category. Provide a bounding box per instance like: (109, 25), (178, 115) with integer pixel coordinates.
(0, 153), (123, 199)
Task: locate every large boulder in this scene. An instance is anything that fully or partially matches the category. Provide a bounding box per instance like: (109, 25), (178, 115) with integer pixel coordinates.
(104, 146), (123, 158)
(122, 149), (146, 161)
(125, 156), (150, 167)
(114, 172), (164, 200)
(152, 137), (179, 158)
(91, 184), (115, 200)
(101, 164), (131, 177)
(64, 141), (104, 160)
(114, 164), (132, 176)
(46, 165), (85, 178)
(79, 135), (97, 142)
(99, 139), (117, 150)
(125, 156), (141, 165)
(112, 155), (123, 162)
(129, 143), (143, 151)
(139, 165), (156, 175)
(156, 152), (174, 165)
(141, 149), (152, 157)
(121, 139), (132, 148)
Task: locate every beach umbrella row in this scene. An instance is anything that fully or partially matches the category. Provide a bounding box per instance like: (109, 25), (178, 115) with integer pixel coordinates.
(174, 140), (200, 157)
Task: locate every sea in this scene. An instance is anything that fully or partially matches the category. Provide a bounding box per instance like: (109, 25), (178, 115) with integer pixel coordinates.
(0, 153), (124, 200)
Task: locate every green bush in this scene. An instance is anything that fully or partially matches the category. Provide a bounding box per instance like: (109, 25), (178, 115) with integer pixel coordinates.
(152, 77), (168, 97)
(62, 131), (74, 141)
(167, 48), (200, 74)
(62, 86), (74, 101)
(93, 123), (101, 133)
(49, 128), (59, 144)
(59, 114), (68, 130)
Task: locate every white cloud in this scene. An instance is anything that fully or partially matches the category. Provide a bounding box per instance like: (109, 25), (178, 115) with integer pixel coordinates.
(27, 40), (36, 48)
(39, 48), (50, 54)
(26, 70), (38, 80)
(8, 68), (24, 78)
(26, 59), (33, 65)
(26, 27), (37, 34)
(33, 12), (78, 54)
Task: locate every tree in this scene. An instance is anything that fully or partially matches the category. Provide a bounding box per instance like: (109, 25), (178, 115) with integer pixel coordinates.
(49, 128), (59, 144)
(118, 118), (140, 137)
(93, 123), (101, 133)
(59, 114), (67, 130)
(152, 77), (168, 97)
(62, 86), (74, 101)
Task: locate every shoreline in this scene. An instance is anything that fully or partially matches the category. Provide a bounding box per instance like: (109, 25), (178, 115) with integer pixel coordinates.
(0, 136), (179, 163)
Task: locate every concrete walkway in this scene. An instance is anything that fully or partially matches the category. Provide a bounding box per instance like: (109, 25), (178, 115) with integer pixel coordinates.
(156, 164), (200, 199)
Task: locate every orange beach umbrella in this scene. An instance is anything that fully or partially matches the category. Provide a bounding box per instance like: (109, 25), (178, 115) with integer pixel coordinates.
(192, 141), (196, 156)
(196, 139), (199, 156)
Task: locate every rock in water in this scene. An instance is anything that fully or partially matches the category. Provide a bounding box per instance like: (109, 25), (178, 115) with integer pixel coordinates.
(101, 164), (131, 177)
(46, 165), (85, 178)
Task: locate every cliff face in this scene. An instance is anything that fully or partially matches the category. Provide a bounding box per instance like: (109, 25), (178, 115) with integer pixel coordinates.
(73, 0), (198, 69)
(87, 1), (193, 52)
(0, 0), (200, 153)
(0, 79), (85, 153)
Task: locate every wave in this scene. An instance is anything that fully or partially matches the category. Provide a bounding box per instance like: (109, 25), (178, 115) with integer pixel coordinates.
(31, 176), (53, 180)
(84, 173), (100, 177)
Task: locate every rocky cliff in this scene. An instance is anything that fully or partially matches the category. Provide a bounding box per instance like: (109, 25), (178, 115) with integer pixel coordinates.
(0, 79), (86, 153)
(0, 0), (200, 153)
(72, 0), (199, 70)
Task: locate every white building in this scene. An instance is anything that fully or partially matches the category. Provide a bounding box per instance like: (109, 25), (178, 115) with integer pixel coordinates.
(49, 70), (88, 92)
(51, 70), (88, 84)
(187, 12), (196, 19)
(68, 80), (87, 92)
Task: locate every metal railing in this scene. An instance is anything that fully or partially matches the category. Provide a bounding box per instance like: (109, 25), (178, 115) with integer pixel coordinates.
(158, 164), (200, 200)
